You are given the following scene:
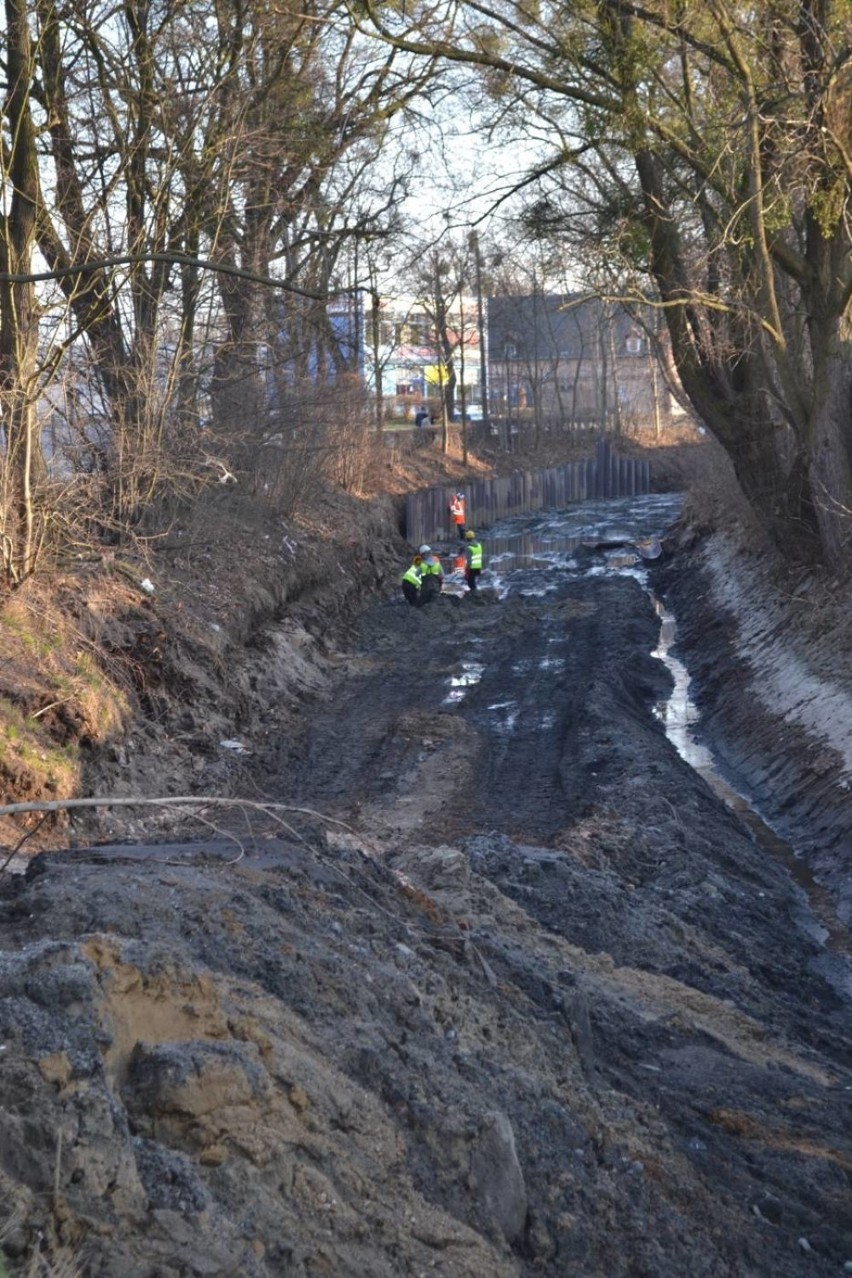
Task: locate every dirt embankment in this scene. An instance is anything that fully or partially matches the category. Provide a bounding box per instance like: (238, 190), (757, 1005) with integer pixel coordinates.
(657, 528), (852, 927)
(0, 434), (850, 1278)
(0, 431), (504, 855)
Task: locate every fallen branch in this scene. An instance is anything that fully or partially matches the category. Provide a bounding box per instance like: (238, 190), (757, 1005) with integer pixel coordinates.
(0, 796), (490, 983)
(0, 796), (366, 872)
(0, 795), (356, 825)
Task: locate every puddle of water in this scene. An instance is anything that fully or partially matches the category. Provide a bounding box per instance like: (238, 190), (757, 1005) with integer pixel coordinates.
(496, 705), (519, 733)
(484, 698), (521, 732)
(464, 496), (678, 594)
(582, 562), (647, 585)
(443, 661), (485, 705)
(511, 656), (566, 676)
(1, 854), (30, 877)
(481, 493), (683, 590)
(651, 594), (852, 991)
(651, 605), (714, 771)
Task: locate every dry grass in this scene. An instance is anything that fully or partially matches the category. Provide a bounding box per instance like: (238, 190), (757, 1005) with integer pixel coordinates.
(1, 1201), (84, 1278)
(0, 579), (133, 854)
(357, 429), (493, 500)
(23, 1254), (84, 1278)
(363, 417), (713, 504)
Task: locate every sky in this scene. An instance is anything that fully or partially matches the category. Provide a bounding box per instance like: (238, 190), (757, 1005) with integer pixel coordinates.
(390, 86), (552, 249)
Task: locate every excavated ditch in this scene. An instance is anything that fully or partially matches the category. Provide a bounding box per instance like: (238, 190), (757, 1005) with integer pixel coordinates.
(0, 495), (850, 1278)
(650, 593), (852, 997)
(656, 533), (852, 931)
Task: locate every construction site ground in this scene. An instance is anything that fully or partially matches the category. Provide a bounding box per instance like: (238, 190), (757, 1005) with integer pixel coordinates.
(0, 433), (849, 1278)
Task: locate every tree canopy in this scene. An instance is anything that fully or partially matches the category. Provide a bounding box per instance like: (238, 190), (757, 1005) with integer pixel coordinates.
(0, 0), (434, 582)
(2, 0), (851, 579)
(357, 0), (852, 570)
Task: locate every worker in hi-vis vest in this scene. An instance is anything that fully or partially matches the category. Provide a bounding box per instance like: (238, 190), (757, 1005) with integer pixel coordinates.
(418, 545), (444, 605)
(464, 530), (483, 593)
(401, 555), (423, 607)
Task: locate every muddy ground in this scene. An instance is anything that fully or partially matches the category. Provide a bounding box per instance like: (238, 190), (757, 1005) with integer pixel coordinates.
(0, 445), (850, 1278)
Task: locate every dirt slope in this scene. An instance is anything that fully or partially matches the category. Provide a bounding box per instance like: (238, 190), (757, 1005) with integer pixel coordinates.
(1, 573), (851, 1274)
(0, 437), (850, 1277)
(658, 532), (852, 923)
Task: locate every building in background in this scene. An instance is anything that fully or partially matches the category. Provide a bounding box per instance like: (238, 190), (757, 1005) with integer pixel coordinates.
(364, 293), (483, 422)
(487, 293), (678, 431)
(267, 288), (678, 433)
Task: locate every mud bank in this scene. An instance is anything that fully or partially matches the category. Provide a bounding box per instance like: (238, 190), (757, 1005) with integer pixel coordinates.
(655, 533), (852, 929)
(63, 491), (409, 848)
(0, 501), (850, 1278)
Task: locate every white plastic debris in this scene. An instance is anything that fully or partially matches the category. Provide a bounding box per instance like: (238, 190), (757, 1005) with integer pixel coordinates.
(219, 739), (250, 755)
(140, 578), (155, 594)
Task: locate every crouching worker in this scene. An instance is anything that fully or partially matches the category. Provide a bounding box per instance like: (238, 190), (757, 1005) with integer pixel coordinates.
(401, 554), (423, 606)
(418, 544), (444, 605)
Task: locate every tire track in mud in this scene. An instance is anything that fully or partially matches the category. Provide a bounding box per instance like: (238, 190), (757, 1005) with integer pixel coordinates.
(265, 565), (852, 1276)
(272, 574), (670, 845)
(272, 565), (852, 1047)
(457, 583), (664, 841)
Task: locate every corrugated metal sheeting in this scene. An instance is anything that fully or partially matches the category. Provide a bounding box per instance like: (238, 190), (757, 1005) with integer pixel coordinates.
(404, 437), (651, 546)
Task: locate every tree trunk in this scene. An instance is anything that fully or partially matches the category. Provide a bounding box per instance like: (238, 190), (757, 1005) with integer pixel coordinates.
(211, 236), (268, 438)
(0, 0), (43, 585)
(806, 336), (852, 571)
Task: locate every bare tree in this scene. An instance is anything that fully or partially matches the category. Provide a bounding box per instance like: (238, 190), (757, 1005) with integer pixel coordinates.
(0, 0), (445, 575)
(356, 0), (852, 571)
(0, 0), (43, 583)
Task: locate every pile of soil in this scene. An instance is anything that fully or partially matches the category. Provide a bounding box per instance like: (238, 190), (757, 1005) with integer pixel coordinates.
(0, 432), (850, 1277)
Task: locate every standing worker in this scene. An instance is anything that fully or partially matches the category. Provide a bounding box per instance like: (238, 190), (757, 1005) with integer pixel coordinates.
(401, 554), (423, 607)
(464, 530), (484, 593)
(449, 491), (466, 540)
(418, 544), (444, 605)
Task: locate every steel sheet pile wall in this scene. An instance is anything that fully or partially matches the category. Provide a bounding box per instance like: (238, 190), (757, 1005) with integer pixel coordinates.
(404, 438), (651, 545)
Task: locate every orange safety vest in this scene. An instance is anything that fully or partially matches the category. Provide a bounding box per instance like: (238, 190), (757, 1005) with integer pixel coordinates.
(449, 497), (465, 524)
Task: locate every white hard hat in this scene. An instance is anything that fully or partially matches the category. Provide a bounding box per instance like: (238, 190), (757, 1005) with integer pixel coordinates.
(419, 544), (431, 554)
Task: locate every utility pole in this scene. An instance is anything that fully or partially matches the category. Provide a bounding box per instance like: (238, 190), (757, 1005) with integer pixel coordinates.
(458, 286), (468, 465)
(532, 266), (541, 444)
(469, 231), (489, 433)
(352, 238), (360, 375)
(370, 287), (384, 432)
(432, 255), (450, 454)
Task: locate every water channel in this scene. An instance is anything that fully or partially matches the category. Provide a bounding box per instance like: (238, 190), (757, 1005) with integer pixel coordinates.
(444, 492), (852, 997)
